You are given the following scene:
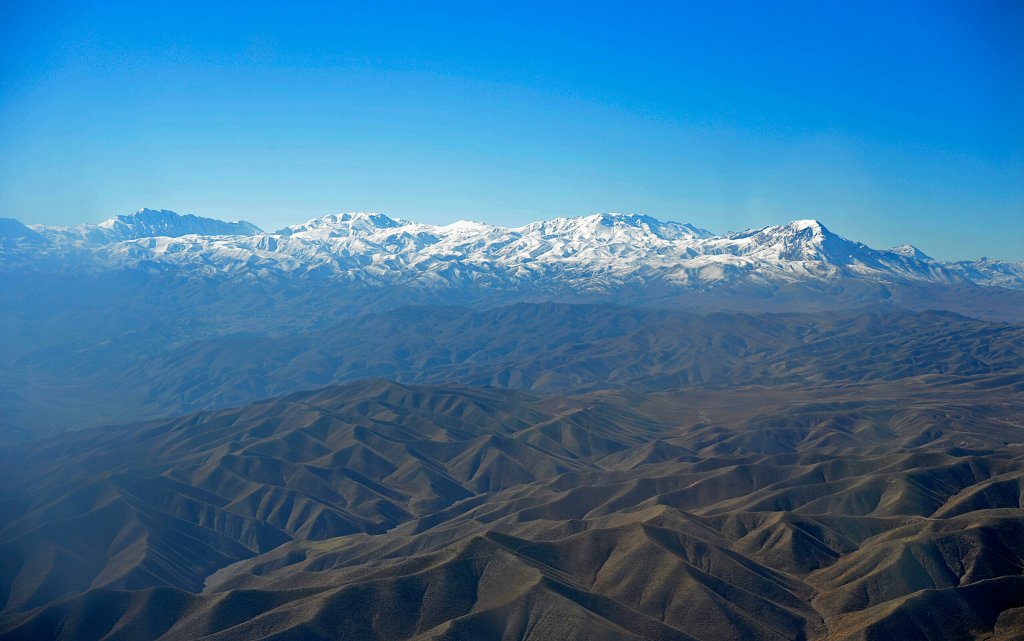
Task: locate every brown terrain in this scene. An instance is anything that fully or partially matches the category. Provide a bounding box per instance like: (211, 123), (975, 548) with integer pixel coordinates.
(1, 305), (1023, 640)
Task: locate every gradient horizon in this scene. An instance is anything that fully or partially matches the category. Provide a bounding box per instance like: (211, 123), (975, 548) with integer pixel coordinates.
(1, 1), (1021, 260)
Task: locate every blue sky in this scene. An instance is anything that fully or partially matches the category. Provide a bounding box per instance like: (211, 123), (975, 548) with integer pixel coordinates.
(1, 1), (1021, 260)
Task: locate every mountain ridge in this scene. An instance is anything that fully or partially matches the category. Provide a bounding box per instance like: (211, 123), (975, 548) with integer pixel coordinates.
(4, 209), (1021, 293)
(20, 208), (263, 247)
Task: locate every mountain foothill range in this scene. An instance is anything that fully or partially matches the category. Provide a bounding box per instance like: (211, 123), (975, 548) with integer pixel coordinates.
(1, 208), (1023, 641)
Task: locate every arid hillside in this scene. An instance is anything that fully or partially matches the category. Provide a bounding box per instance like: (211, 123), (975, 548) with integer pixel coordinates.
(2, 360), (1023, 640)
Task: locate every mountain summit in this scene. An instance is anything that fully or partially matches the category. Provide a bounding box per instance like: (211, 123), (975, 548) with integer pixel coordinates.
(522, 213), (714, 242)
(97, 208), (263, 239)
(889, 244), (934, 261)
(276, 212), (405, 239)
(726, 219), (871, 264)
(5, 210), (1022, 295)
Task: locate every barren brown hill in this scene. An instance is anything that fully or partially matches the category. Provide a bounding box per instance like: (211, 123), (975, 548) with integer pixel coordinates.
(2, 369), (1023, 640)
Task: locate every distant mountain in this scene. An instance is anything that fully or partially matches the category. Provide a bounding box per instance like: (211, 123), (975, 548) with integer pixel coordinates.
(888, 243), (933, 261)
(26, 208), (262, 247)
(520, 212), (714, 241)
(96, 208), (263, 239)
(945, 257), (1024, 289)
(0, 219), (46, 250)
(276, 211), (405, 238)
(2, 210), (1022, 443)
(5, 210), (1022, 295)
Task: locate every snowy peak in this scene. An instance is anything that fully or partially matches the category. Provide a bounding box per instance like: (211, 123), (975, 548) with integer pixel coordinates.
(945, 257), (1024, 289)
(3, 208), (1021, 292)
(888, 244), (934, 261)
(731, 218), (831, 242)
(788, 219), (828, 233)
(764, 219), (834, 242)
(522, 213), (713, 242)
(730, 219), (871, 264)
(98, 209), (263, 240)
(277, 212), (405, 239)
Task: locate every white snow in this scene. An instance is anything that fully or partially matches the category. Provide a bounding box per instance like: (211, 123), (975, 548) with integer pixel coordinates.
(4, 208), (1021, 292)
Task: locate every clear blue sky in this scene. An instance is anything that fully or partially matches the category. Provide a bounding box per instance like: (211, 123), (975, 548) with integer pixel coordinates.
(1, 1), (1021, 260)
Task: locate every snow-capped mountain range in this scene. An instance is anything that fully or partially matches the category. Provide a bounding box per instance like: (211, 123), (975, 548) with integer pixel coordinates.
(1, 208), (1021, 292)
